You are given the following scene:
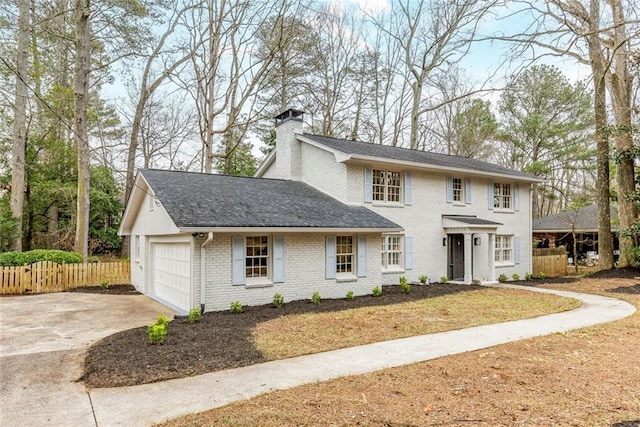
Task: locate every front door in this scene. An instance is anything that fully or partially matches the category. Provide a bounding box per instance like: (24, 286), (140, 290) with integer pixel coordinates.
(448, 234), (464, 280)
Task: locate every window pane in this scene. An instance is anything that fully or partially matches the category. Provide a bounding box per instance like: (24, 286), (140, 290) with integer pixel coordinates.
(246, 236), (269, 278)
(453, 178), (462, 202)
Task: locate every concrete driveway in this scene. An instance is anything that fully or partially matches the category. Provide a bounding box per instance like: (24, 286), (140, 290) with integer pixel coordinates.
(0, 292), (175, 426)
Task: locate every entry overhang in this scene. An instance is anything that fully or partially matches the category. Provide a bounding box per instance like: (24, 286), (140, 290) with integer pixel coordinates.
(442, 215), (502, 232)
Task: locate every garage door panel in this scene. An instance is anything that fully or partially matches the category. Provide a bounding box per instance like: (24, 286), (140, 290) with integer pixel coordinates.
(153, 242), (191, 312)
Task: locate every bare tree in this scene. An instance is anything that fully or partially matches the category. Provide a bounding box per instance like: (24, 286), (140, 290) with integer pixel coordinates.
(9, 0), (30, 251)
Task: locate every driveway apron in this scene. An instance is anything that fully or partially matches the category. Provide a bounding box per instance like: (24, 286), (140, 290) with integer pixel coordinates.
(0, 292), (175, 426)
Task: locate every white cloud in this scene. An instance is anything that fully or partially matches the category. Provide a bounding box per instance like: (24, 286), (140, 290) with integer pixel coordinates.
(330, 0), (390, 16)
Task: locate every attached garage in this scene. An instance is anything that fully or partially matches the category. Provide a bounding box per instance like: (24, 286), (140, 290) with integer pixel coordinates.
(152, 242), (192, 312)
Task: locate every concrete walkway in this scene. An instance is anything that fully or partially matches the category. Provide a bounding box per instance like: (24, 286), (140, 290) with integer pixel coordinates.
(89, 285), (636, 426)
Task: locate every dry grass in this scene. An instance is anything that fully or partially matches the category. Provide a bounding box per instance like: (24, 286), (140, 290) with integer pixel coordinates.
(161, 276), (640, 427)
(252, 288), (579, 359)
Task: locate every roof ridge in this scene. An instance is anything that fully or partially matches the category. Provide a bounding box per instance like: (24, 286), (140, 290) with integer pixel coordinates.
(142, 168), (291, 183)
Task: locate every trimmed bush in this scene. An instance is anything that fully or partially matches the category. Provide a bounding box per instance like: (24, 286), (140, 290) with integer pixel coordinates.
(0, 250), (83, 267)
(346, 290), (354, 300)
(147, 315), (170, 345)
(272, 293), (284, 308)
(372, 286), (382, 297)
(311, 291), (321, 304)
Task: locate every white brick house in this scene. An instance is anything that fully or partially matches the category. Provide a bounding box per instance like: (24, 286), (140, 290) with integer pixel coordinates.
(120, 109), (541, 314)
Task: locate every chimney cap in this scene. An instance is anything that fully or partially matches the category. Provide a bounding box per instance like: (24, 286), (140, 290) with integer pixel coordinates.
(275, 109), (305, 126)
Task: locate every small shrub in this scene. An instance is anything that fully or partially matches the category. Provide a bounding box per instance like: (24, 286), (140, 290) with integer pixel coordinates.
(346, 290), (354, 300)
(188, 307), (202, 324)
(311, 291), (321, 304)
(525, 272), (533, 281)
(372, 286), (382, 297)
(498, 273), (508, 283)
(538, 271), (546, 280)
(419, 274), (428, 285)
(630, 246), (640, 267)
(230, 301), (244, 313)
(399, 277), (411, 294)
(440, 276), (448, 284)
(147, 315), (170, 345)
(511, 273), (520, 281)
(100, 279), (110, 290)
(272, 292), (284, 308)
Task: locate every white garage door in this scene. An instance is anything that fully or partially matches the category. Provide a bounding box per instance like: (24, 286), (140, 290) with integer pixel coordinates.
(152, 242), (191, 312)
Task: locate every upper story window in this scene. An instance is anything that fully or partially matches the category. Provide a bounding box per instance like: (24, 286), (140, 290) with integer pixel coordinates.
(452, 178), (463, 202)
(493, 183), (512, 210)
(373, 169), (401, 203)
(246, 236), (269, 278)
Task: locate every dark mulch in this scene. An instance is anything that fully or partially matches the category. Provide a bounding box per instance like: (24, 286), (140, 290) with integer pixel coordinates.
(83, 283), (480, 388)
(68, 284), (141, 295)
(586, 266), (640, 279)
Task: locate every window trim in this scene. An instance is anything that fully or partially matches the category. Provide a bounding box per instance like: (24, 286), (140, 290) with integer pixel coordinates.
(245, 235), (270, 282)
(336, 235), (354, 275)
(381, 234), (404, 272)
(493, 183), (512, 211)
(452, 177), (464, 204)
(372, 168), (403, 204)
(495, 235), (514, 265)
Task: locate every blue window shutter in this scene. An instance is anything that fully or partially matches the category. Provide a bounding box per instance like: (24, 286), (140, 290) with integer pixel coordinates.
(465, 178), (472, 204)
(514, 236), (521, 264)
(404, 236), (413, 270)
(487, 182), (494, 210)
(273, 237), (285, 283)
(514, 183), (520, 211)
(232, 237), (245, 285)
(357, 236), (367, 277)
(446, 177), (453, 203)
(404, 172), (412, 205)
(364, 168), (373, 203)
(325, 236), (336, 279)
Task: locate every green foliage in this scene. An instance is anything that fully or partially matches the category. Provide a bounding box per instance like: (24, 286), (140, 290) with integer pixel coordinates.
(372, 286), (382, 297)
(188, 307), (202, 324)
(419, 274), (428, 285)
(311, 291), (321, 304)
(511, 273), (520, 281)
(100, 279), (110, 289)
(538, 271), (546, 280)
(453, 98), (498, 159)
(629, 247), (640, 267)
(0, 196), (20, 252)
(147, 315), (169, 345)
(346, 290), (354, 300)
(0, 249), (83, 266)
(498, 273), (508, 283)
(525, 272), (533, 281)
(272, 292), (284, 308)
(440, 276), (448, 284)
(399, 276), (411, 294)
(230, 301), (244, 313)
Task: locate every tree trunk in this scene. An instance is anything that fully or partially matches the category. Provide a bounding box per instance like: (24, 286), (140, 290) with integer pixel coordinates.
(73, 0), (91, 261)
(588, 0), (614, 270)
(607, 0), (637, 267)
(10, 0), (30, 252)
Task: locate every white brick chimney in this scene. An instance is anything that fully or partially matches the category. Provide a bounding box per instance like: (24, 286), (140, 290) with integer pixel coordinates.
(274, 109), (304, 180)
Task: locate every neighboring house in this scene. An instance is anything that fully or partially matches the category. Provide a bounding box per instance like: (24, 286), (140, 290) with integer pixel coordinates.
(532, 204), (619, 262)
(120, 109), (542, 314)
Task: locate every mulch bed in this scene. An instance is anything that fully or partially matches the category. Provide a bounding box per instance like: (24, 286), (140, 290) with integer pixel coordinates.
(68, 284), (141, 295)
(83, 283), (481, 388)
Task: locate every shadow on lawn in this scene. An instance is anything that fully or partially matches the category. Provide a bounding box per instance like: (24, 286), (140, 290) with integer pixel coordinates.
(84, 283), (480, 388)
(611, 421), (640, 427)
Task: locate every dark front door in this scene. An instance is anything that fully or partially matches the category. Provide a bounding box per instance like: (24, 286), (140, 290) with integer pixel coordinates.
(448, 234), (464, 280)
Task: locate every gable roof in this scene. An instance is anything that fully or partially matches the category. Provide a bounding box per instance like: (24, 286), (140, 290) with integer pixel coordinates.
(300, 134), (542, 182)
(532, 205), (618, 232)
(134, 169), (402, 231)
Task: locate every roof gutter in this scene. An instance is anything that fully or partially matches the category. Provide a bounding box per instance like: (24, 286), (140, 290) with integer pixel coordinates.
(180, 226), (404, 234)
(200, 232), (213, 313)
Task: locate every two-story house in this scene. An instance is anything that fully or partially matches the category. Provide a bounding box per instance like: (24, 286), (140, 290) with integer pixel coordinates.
(120, 109), (542, 314)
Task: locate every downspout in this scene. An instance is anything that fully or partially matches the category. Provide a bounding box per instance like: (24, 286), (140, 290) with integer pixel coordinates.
(200, 232), (214, 313)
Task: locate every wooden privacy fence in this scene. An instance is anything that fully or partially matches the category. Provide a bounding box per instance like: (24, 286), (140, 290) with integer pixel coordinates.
(532, 248), (567, 277)
(0, 261), (130, 295)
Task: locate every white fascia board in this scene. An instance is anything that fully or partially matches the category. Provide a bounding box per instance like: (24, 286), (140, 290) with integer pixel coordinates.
(118, 173), (149, 236)
(254, 149), (276, 177)
(345, 154), (545, 184)
(179, 226), (404, 234)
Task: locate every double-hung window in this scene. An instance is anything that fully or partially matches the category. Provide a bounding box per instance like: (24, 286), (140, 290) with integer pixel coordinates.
(246, 236), (269, 278)
(493, 183), (512, 210)
(336, 236), (353, 274)
(381, 235), (402, 269)
(373, 169), (401, 203)
(452, 178), (463, 202)
(495, 235), (513, 264)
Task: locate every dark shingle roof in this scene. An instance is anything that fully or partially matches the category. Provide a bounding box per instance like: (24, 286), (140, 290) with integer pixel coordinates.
(140, 169), (401, 230)
(443, 215), (502, 226)
(532, 205), (618, 232)
(303, 134), (538, 180)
